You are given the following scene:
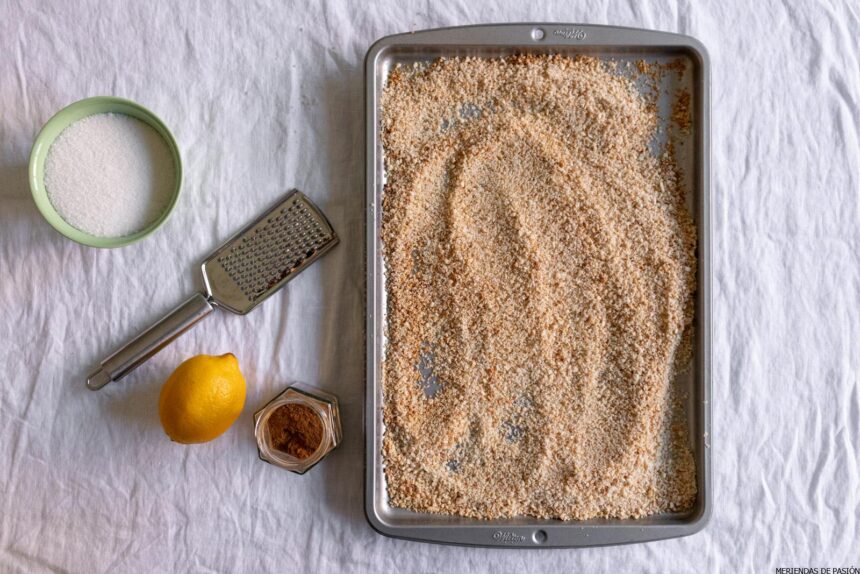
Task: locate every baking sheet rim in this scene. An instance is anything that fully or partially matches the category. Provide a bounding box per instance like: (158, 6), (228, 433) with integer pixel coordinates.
(365, 23), (712, 548)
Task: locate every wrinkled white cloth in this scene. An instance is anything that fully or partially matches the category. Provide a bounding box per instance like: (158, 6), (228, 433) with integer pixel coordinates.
(1, 1), (858, 572)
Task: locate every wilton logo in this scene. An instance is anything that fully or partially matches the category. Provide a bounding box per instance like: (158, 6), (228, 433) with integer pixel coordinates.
(492, 531), (526, 544)
(553, 28), (588, 40)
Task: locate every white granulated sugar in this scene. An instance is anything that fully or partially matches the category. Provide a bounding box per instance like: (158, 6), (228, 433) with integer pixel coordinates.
(44, 113), (176, 238)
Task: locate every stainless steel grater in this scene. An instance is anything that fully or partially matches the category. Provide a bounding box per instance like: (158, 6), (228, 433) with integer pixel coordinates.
(87, 189), (338, 390)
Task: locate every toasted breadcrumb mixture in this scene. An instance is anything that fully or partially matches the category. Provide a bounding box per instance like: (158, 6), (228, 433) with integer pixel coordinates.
(380, 54), (697, 520)
(672, 89), (693, 134)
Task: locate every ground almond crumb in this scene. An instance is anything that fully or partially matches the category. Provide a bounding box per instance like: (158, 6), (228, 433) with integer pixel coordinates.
(381, 54), (697, 521)
(672, 89), (693, 134)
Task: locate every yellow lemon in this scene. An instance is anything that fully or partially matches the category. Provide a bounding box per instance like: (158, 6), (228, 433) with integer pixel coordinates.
(158, 353), (246, 444)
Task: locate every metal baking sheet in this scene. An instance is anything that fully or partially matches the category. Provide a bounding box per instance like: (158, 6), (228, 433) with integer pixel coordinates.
(365, 23), (711, 548)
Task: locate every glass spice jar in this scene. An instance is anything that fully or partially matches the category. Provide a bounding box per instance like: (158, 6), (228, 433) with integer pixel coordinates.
(254, 382), (342, 474)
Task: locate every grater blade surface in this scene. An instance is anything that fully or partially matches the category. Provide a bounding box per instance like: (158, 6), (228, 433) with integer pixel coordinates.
(200, 189), (338, 314)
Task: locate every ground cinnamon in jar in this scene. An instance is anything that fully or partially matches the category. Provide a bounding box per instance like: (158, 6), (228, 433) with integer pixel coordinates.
(266, 403), (324, 459)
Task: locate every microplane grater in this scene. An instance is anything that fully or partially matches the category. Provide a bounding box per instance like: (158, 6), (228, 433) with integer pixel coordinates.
(87, 189), (338, 390)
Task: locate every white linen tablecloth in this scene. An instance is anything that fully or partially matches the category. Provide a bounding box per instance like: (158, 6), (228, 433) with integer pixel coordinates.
(1, 1), (858, 571)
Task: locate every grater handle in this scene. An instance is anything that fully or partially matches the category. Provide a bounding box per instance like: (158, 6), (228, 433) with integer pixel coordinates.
(86, 293), (214, 390)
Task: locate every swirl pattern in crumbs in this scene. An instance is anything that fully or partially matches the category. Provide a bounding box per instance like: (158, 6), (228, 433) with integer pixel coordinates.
(381, 55), (697, 520)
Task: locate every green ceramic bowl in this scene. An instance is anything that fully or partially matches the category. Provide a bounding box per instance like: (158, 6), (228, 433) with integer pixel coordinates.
(29, 96), (182, 248)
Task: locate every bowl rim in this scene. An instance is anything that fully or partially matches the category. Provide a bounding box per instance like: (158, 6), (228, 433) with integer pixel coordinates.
(28, 95), (183, 248)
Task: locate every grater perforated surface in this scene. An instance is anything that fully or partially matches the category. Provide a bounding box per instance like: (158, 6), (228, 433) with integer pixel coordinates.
(216, 198), (334, 302)
(201, 190), (338, 314)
